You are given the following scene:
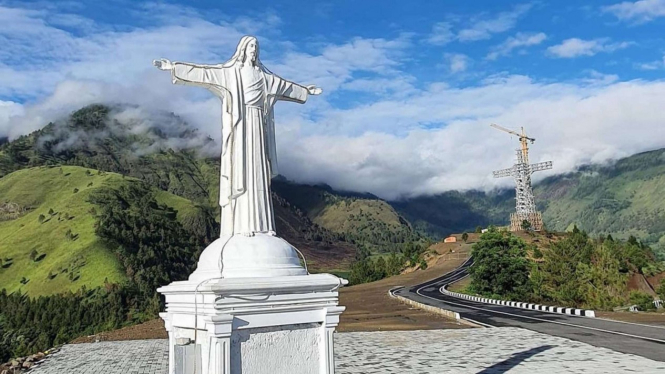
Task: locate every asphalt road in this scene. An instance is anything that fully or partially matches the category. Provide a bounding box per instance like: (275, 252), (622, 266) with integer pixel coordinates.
(394, 258), (665, 362)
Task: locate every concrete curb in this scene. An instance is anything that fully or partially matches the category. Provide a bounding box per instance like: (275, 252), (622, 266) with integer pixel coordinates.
(388, 287), (480, 327)
(440, 286), (596, 318)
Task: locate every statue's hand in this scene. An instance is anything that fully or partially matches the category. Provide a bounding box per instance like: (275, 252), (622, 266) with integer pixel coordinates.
(306, 85), (323, 95)
(153, 58), (173, 71)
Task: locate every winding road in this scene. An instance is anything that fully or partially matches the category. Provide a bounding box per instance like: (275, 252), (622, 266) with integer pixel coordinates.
(393, 258), (665, 362)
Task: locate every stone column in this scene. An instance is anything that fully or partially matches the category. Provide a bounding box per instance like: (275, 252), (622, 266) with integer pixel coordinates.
(159, 312), (176, 374)
(204, 315), (233, 374)
(321, 306), (345, 374)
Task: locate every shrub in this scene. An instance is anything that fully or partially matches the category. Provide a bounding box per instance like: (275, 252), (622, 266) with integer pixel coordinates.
(629, 291), (656, 311)
(532, 247), (543, 259)
(657, 279), (665, 301)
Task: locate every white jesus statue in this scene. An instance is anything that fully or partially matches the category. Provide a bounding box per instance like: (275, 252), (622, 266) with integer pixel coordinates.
(154, 36), (321, 238)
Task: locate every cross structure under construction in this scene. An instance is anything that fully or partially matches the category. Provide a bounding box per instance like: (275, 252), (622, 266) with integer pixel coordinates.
(491, 124), (552, 232)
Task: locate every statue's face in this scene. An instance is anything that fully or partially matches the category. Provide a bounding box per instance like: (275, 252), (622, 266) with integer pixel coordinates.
(245, 40), (258, 63)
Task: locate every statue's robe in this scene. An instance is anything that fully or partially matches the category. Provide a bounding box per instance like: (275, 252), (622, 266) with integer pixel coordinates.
(171, 62), (309, 236)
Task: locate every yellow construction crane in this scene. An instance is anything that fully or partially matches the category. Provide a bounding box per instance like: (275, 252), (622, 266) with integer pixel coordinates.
(490, 123), (535, 164)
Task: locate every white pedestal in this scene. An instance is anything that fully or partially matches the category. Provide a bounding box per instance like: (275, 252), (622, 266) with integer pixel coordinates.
(158, 273), (346, 374)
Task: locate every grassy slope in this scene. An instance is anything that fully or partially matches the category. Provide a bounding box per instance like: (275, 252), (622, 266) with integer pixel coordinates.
(0, 166), (126, 296)
(315, 199), (403, 233)
(0, 166), (200, 296)
(537, 149), (665, 247)
(271, 180), (415, 254)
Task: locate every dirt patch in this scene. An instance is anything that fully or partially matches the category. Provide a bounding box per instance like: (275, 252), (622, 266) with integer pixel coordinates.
(338, 246), (473, 332)
(647, 272), (665, 291)
(70, 318), (167, 343)
(628, 273), (657, 296)
(596, 311), (665, 326)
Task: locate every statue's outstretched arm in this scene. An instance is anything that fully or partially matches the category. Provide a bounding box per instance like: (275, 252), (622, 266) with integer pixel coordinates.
(270, 74), (322, 104)
(153, 58), (224, 88)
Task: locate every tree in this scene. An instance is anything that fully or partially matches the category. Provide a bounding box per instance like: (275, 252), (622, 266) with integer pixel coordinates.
(576, 243), (627, 310)
(468, 228), (532, 300)
(374, 257), (387, 280)
(657, 279), (665, 301)
(475, 226), (482, 234)
(73, 188), (79, 194)
(386, 253), (404, 276)
(30, 249), (38, 261)
(462, 232), (469, 243)
(38, 214), (45, 223)
(48, 208), (54, 215)
(537, 230), (590, 306)
(521, 220), (532, 231)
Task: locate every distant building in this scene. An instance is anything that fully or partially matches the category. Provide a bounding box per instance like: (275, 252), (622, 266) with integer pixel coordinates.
(444, 236), (457, 243)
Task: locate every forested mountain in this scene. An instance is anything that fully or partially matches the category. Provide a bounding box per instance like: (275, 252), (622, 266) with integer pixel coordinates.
(535, 148), (665, 254)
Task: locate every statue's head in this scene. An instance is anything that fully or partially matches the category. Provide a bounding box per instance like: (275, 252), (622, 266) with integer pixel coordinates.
(229, 35), (260, 67)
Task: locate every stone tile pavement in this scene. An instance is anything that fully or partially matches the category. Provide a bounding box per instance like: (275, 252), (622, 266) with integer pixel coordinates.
(28, 327), (665, 374)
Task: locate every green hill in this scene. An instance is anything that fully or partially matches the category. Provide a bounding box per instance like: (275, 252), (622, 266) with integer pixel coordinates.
(0, 104), (217, 205)
(389, 189), (514, 239)
(535, 148), (665, 254)
(0, 166), (127, 296)
(272, 180), (422, 253)
(0, 105), (359, 288)
(0, 165), (206, 296)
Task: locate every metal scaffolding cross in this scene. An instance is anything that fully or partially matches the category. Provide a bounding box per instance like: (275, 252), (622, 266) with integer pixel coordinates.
(490, 123), (553, 231)
(493, 150), (552, 216)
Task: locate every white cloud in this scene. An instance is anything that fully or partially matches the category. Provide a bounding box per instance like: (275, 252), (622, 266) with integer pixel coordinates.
(457, 4), (532, 42)
(427, 22), (455, 46)
(425, 4), (532, 45)
(635, 55), (665, 70)
(278, 77), (665, 199)
(547, 38), (632, 58)
(444, 54), (471, 73)
(2, 3), (665, 202)
(0, 3), (414, 142)
(487, 32), (547, 60)
(603, 0), (665, 23)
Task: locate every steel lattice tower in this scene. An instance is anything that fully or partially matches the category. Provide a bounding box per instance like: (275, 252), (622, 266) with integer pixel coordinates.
(491, 124), (552, 231)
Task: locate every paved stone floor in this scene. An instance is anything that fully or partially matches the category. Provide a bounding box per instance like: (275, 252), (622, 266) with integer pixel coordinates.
(29, 327), (665, 374)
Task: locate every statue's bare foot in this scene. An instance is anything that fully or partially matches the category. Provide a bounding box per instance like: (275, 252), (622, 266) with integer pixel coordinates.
(241, 232), (255, 237)
(267, 231), (277, 236)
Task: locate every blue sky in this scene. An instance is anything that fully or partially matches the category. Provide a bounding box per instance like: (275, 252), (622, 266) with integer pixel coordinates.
(1, 0), (665, 198)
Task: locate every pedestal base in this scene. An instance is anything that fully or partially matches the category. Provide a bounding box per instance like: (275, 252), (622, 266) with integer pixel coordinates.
(158, 274), (345, 374)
